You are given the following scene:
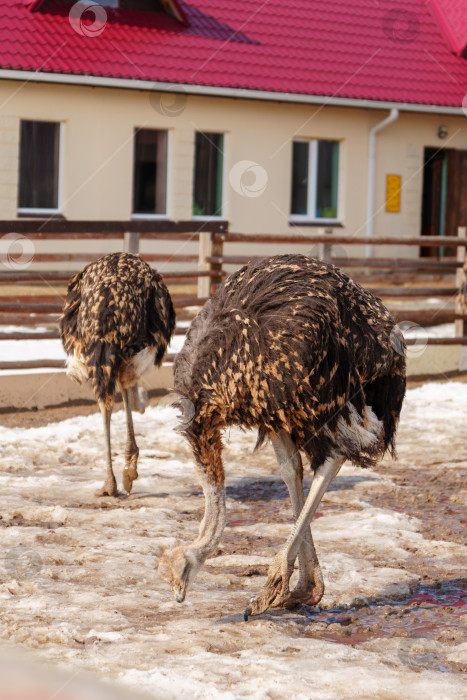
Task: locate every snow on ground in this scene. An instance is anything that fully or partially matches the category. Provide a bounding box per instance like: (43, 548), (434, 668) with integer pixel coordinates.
(0, 384), (466, 698)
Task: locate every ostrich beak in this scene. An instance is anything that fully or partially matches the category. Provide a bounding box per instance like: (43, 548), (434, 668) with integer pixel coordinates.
(174, 587), (186, 604)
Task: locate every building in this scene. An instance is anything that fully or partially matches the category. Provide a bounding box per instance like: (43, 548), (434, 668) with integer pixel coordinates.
(0, 0), (467, 257)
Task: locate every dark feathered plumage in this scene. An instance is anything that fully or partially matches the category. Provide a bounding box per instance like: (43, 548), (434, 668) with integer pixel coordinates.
(175, 254), (406, 476)
(159, 254), (406, 614)
(60, 252), (175, 496)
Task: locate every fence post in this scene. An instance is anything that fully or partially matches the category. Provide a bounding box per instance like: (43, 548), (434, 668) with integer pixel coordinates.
(198, 233), (224, 297)
(198, 232), (213, 298)
(316, 227), (333, 261)
(456, 227), (466, 337)
(124, 232), (140, 255)
(456, 228), (467, 380)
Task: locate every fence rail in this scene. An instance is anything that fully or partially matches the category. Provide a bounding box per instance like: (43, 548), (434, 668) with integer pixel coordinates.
(202, 228), (467, 342)
(0, 225), (466, 372)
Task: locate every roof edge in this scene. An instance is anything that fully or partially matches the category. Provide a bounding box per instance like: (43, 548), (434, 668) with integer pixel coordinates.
(0, 69), (464, 116)
(428, 0), (467, 56)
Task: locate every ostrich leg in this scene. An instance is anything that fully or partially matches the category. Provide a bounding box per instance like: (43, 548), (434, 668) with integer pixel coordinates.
(271, 431), (324, 607)
(95, 400), (118, 497)
(245, 454), (345, 617)
(120, 384), (139, 493)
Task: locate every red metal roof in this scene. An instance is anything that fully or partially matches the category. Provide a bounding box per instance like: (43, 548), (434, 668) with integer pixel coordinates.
(1, 0), (467, 109)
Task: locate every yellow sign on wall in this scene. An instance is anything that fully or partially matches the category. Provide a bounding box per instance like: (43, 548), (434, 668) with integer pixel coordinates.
(386, 175), (401, 213)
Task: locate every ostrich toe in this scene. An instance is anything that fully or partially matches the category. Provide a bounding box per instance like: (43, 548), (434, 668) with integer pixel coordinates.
(95, 479), (118, 498)
(245, 555), (295, 616)
(280, 572), (325, 609)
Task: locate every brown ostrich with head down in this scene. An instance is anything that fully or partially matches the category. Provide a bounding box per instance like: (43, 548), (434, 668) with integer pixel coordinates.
(158, 254), (406, 617)
(60, 252), (175, 497)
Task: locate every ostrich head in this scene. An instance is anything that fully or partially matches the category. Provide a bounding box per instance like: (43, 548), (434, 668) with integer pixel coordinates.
(158, 546), (202, 603)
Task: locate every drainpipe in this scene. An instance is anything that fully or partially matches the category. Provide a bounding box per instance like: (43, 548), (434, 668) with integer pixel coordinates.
(366, 108), (399, 257)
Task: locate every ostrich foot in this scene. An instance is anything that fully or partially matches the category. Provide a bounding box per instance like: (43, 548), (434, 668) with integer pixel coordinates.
(283, 582), (325, 609)
(244, 582), (324, 619)
(95, 478), (118, 498)
(122, 451), (139, 494)
(244, 556), (294, 618)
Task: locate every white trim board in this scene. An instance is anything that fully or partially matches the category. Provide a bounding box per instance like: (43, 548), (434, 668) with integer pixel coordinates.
(0, 69), (464, 116)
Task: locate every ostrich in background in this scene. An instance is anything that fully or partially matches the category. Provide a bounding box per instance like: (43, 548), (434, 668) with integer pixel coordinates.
(158, 254), (406, 616)
(60, 252), (175, 497)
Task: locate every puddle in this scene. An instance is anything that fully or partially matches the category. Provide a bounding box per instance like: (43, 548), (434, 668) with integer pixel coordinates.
(296, 580), (467, 673)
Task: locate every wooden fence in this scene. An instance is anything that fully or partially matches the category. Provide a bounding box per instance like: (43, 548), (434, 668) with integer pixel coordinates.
(0, 225), (466, 372)
(198, 228), (467, 346)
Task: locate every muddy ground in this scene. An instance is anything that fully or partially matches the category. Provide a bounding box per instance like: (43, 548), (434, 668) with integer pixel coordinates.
(0, 381), (466, 698)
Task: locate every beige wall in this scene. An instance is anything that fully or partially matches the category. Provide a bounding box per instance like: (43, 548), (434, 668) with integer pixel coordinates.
(0, 79), (466, 252)
(0, 114), (19, 218)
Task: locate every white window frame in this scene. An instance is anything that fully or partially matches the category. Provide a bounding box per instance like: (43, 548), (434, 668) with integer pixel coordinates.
(17, 121), (64, 216)
(290, 138), (342, 224)
(191, 131), (226, 221)
(131, 126), (170, 220)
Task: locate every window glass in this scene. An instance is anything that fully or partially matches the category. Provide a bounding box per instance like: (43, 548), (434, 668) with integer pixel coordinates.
(291, 141), (309, 215)
(291, 139), (340, 220)
(19, 121), (60, 210)
(316, 140), (339, 219)
(193, 132), (224, 217)
(133, 129), (168, 215)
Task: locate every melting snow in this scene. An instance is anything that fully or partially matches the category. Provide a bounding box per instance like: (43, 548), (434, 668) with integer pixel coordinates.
(0, 384), (466, 698)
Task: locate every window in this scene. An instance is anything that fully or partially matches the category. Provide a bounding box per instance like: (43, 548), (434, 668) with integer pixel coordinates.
(193, 132), (224, 218)
(18, 120), (61, 213)
(63, 0), (187, 22)
(290, 140), (340, 221)
(132, 129), (168, 217)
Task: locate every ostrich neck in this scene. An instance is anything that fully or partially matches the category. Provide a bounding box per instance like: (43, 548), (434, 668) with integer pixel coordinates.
(191, 474), (226, 563)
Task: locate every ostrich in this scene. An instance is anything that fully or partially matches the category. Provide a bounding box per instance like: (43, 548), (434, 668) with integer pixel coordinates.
(60, 252), (175, 497)
(158, 254), (406, 616)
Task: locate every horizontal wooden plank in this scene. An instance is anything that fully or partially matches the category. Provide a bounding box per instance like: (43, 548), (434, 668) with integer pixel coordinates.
(172, 296), (208, 308)
(0, 296), (64, 304)
(405, 337), (467, 345)
(16, 253), (200, 264)
(0, 314), (59, 325)
(333, 257), (462, 270)
(0, 359), (65, 370)
(0, 269), (221, 285)
(214, 232), (467, 247)
(0, 273), (70, 284)
(163, 270), (223, 280)
(392, 310), (467, 323)
(0, 221), (228, 235)
(368, 288), (457, 298)
(141, 254), (199, 263)
(0, 298), (205, 313)
(0, 302), (62, 313)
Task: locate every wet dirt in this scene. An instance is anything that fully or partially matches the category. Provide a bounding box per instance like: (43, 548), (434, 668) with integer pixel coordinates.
(368, 463), (467, 547)
(291, 579), (467, 673)
(207, 470), (467, 677)
(0, 384), (467, 697)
